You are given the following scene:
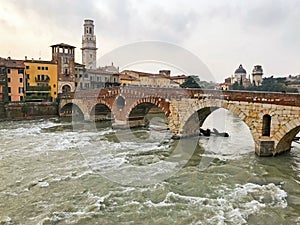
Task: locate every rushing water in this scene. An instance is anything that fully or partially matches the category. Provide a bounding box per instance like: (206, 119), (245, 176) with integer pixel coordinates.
(0, 109), (299, 225)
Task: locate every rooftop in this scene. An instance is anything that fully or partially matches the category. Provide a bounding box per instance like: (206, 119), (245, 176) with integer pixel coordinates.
(0, 57), (25, 68)
(50, 43), (76, 48)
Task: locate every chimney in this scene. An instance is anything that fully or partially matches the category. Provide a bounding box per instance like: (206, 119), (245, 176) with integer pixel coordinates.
(159, 70), (171, 76)
(25, 56), (27, 60)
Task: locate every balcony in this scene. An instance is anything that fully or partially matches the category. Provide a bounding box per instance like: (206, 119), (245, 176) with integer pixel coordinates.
(26, 85), (51, 93)
(35, 77), (50, 83)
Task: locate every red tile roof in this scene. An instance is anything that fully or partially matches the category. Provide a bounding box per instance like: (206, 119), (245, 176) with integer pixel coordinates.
(0, 57), (24, 68)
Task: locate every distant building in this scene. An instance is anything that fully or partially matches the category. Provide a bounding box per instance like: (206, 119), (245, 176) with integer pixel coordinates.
(81, 19), (97, 69)
(233, 64), (247, 84)
(120, 70), (180, 88)
(170, 75), (187, 86)
(74, 63), (86, 89)
(51, 43), (76, 93)
(24, 59), (58, 101)
(252, 65), (263, 86)
(77, 19), (119, 90)
(0, 57), (25, 102)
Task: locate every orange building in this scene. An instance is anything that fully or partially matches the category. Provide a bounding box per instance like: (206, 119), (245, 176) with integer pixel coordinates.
(0, 57), (25, 102)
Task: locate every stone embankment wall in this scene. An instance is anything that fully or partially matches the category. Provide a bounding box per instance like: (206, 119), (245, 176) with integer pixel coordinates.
(0, 102), (58, 120)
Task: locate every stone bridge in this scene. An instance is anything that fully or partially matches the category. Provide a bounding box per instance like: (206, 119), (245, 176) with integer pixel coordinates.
(58, 86), (300, 157)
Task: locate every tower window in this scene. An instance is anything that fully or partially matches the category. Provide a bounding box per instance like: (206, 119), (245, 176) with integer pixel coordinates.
(89, 27), (92, 34)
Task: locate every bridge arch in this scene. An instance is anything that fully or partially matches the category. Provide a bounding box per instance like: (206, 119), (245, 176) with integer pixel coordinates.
(179, 101), (256, 142)
(60, 102), (84, 121)
(125, 97), (172, 128)
(90, 102), (114, 122)
(275, 121), (300, 155)
(126, 97), (170, 119)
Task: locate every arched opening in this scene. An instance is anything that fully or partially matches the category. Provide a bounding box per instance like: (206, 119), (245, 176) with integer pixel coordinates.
(116, 96), (125, 109)
(183, 108), (255, 156)
(128, 102), (168, 130)
(60, 103), (84, 121)
(90, 103), (113, 122)
(182, 107), (219, 137)
(276, 126), (300, 154)
(62, 85), (71, 93)
(262, 114), (271, 136)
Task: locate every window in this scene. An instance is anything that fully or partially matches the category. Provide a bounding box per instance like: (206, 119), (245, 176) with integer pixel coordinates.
(19, 87), (24, 93)
(7, 68), (11, 74)
(38, 66), (41, 70)
(26, 74), (30, 79)
(53, 84), (56, 88)
(8, 96), (11, 101)
(19, 78), (23, 83)
(8, 87), (11, 93)
(54, 92), (57, 95)
(65, 68), (69, 75)
(42, 67), (45, 70)
(90, 54), (93, 59)
(45, 67), (48, 70)
(20, 96), (24, 101)
(64, 58), (69, 64)
(8, 78), (11, 82)
(262, 114), (271, 136)
(90, 77), (93, 81)
(26, 66), (30, 69)
(18, 69), (24, 74)
(84, 74), (88, 78)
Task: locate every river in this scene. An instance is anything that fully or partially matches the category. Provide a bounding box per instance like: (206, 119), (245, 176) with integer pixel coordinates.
(0, 109), (299, 225)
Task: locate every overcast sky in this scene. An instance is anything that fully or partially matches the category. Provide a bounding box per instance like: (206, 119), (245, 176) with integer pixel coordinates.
(0, 0), (299, 82)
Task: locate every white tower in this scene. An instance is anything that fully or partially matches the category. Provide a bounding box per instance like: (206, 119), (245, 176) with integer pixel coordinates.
(81, 19), (97, 69)
(252, 65), (263, 86)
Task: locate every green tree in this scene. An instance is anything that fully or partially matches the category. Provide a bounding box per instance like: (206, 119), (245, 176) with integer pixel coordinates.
(180, 76), (201, 88)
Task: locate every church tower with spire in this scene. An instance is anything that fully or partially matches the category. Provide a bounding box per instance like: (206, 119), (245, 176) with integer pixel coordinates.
(81, 19), (97, 69)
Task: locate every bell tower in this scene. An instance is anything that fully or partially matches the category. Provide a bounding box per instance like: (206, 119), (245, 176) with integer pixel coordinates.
(81, 19), (97, 69)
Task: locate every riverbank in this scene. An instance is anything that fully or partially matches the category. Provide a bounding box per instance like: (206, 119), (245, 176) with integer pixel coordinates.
(0, 102), (58, 121)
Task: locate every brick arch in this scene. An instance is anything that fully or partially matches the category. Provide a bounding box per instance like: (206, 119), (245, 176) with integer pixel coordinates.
(125, 97), (171, 120)
(59, 102), (84, 120)
(89, 100), (113, 115)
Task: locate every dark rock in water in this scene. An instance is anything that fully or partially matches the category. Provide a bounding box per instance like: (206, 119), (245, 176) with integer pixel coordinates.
(213, 128), (229, 137)
(200, 128), (211, 136)
(171, 135), (181, 140)
(200, 128), (229, 137)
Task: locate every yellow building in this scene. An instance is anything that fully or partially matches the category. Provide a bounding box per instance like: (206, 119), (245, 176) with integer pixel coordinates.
(24, 60), (58, 101)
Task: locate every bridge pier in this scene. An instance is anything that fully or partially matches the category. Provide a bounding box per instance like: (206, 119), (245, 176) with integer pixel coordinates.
(112, 120), (129, 129)
(255, 139), (275, 157)
(83, 113), (91, 122)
